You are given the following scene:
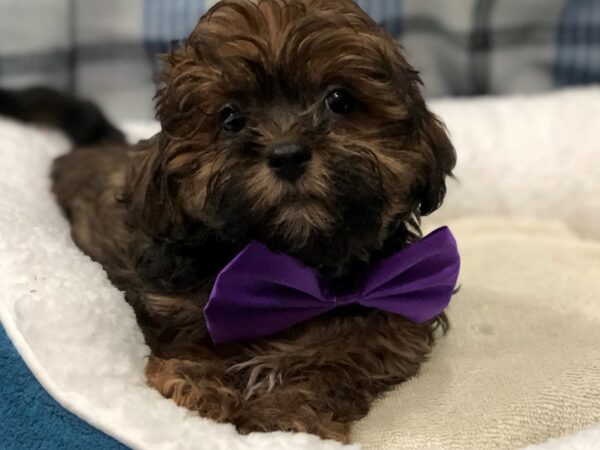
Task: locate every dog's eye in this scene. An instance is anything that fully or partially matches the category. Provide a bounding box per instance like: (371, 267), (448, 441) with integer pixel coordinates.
(325, 89), (355, 115)
(219, 104), (246, 134)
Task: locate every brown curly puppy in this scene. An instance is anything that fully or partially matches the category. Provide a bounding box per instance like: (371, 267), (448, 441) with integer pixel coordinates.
(51, 0), (456, 442)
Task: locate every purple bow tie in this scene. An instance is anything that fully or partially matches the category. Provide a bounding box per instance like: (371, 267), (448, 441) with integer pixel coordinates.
(204, 227), (460, 343)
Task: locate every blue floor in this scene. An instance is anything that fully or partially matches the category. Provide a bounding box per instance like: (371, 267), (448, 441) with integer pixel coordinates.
(0, 324), (127, 450)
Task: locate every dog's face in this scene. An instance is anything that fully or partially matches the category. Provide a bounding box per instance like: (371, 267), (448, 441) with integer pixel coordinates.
(129, 0), (455, 274)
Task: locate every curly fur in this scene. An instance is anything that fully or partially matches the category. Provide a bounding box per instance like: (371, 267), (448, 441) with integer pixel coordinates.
(51, 0), (456, 442)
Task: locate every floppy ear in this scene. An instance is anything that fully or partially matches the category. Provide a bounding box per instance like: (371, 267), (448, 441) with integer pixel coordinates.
(412, 106), (456, 216)
(125, 134), (186, 238)
(383, 41), (456, 216)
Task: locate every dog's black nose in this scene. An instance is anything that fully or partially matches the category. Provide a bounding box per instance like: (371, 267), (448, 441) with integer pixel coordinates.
(267, 143), (312, 181)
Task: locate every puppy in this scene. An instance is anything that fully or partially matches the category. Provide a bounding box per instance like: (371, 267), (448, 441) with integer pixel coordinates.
(52, 0), (455, 442)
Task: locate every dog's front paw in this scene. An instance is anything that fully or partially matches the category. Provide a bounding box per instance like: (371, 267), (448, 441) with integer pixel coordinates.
(146, 356), (241, 422)
(232, 396), (351, 443)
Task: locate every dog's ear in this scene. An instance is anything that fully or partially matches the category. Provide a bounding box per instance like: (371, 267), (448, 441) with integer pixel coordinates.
(126, 134), (186, 237)
(411, 105), (456, 216)
(386, 44), (456, 216)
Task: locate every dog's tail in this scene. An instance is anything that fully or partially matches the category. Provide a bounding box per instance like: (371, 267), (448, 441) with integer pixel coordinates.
(0, 86), (126, 146)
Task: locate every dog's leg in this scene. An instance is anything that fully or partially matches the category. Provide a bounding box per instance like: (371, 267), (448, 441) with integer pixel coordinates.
(146, 354), (243, 422)
(229, 312), (439, 443)
(138, 290), (245, 422)
(231, 374), (353, 442)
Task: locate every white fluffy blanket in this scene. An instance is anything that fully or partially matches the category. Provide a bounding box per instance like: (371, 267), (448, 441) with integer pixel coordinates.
(429, 87), (600, 240)
(1, 87), (600, 449)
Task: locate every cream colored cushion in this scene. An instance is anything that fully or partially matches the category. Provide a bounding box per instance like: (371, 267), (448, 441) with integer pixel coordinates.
(353, 218), (600, 449)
